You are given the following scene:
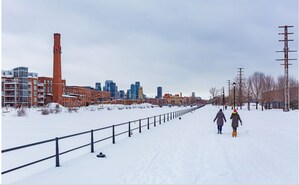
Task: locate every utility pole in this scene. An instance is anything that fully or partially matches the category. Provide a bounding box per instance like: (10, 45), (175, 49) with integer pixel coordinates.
(227, 80), (231, 106)
(222, 87), (225, 110)
(276, 25), (297, 112)
(237, 68), (244, 109)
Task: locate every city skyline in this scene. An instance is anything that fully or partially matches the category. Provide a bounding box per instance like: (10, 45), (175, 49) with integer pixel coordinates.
(2, 0), (298, 99)
(2, 65), (195, 99)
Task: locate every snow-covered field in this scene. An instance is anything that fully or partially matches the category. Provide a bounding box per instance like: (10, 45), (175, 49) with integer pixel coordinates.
(1, 104), (298, 184)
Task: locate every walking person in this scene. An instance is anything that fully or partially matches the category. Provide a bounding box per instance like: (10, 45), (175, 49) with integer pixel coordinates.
(213, 109), (226, 134)
(230, 109), (242, 137)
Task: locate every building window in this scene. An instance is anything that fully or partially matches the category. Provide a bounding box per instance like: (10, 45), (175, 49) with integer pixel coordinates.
(34, 86), (37, 90)
(34, 92), (37, 96)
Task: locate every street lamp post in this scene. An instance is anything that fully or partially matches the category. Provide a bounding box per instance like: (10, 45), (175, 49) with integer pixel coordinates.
(233, 82), (236, 109)
(222, 87), (225, 110)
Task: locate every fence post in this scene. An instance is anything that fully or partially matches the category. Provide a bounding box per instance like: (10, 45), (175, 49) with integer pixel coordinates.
(147, 117), (150, 129)
(112, 125), (115, 144)
(159, 115), (161, 124)
(167, 113), (169, 121)
(55, 137), (60, 167)
(164, 114), (165, 123)
(139, 119), (141, 133)
(154, 116), (156, 127)
(128, 122), (131, 137)
(91, 130), (94, 153)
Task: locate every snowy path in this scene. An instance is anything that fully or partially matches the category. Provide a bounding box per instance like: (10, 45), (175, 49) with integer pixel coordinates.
(5, 105), (298, 184)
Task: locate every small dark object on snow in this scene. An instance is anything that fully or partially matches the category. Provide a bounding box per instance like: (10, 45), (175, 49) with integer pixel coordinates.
(96, 152), (106, 158)
(179, 117), (181, 120)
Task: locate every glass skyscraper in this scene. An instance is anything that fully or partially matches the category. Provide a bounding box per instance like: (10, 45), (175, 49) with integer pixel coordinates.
(95, 83), (101, 91)
(135, 82), (140, 99)
(130, 84), (137, 99)
(157, 86), (162, 98)
(104, 80), (118, 99)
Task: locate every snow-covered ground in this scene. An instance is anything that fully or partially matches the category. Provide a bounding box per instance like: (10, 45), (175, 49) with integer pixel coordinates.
(1, 104), (298, 184)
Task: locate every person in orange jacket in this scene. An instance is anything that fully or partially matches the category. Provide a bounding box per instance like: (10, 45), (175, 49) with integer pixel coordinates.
(230, 109), (242, 137)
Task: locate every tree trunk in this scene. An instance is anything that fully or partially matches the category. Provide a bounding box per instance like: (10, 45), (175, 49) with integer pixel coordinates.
(247, 100), (250, 111)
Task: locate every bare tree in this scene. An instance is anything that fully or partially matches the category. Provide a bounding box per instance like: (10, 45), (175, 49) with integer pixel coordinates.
(244, 77), (252, 111)
(276, 75), (284, 89)
(289, 76), (299, 87)
(275, 76), (285, 108)
(275, 75), (298, 109)
(261, 75), (275, 110)
(233, 76), (245, 109)
(209, 87), (217, 105)
(249, 72), (265, 109)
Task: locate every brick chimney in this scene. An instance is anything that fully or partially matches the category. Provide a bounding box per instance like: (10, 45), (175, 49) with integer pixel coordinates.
(52, 33), (63, 105)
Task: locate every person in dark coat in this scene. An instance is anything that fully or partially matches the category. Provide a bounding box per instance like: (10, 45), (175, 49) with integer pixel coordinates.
(230, 109), (242, 137)
(213, 109), (226, 134)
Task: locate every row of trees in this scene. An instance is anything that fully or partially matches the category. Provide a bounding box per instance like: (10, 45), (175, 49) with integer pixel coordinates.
(209, 71), (299, 110)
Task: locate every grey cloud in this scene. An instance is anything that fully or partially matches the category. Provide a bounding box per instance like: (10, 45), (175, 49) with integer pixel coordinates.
(2, 0), (298, 99)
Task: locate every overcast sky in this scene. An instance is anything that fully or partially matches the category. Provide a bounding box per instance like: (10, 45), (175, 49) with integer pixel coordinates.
(2, 0), (298, 99)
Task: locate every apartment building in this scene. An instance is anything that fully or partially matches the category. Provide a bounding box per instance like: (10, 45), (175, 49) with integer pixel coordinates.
(2, 67), (29, 107)
(1, 67), (47, 107)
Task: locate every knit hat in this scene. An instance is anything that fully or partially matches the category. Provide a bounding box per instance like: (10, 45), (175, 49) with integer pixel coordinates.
(233, 109), (237, 113)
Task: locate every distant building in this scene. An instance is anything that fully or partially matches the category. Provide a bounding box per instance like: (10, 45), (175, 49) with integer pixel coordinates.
(2, 67), (46, 107)
(157, 86), (162, 98)
(38, 77), (66, 105)
(2, 69), (22, 107)
(95, 83), (101, 91)
(129, 81), (144, 100)
(104, 80), (118, 99)
(14, 67), (29, 106)
(119, 90), (125, 99)
(135, 82), (140, 99)
(138, 87), (144, 99)
(262, 87), (298, 109)
(28, 72), (40, 107)
(130, 84), (137, 99)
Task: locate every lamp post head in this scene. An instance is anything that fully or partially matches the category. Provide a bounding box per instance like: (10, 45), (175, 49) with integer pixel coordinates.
(233, 82), (236, 87)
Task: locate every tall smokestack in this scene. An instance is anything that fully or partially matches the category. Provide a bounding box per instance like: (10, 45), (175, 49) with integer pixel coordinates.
(52, 33), (63, 104)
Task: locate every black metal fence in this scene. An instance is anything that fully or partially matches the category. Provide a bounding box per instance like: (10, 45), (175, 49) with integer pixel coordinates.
(2, 105), (203, 175)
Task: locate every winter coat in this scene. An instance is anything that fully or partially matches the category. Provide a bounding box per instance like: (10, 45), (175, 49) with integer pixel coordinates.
(213, 111), (226, 126)
(230, 112), (242, 128)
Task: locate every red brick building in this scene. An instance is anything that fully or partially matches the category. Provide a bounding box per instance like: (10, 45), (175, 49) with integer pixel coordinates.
(28, 73), (38, 107)
(262, 87), (299, 109)
(64, 86), (111, 107)
(38, 77), (66, 105)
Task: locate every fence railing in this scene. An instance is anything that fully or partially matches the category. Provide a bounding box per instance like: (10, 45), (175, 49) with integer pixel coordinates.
(2, 105), (204, 175)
